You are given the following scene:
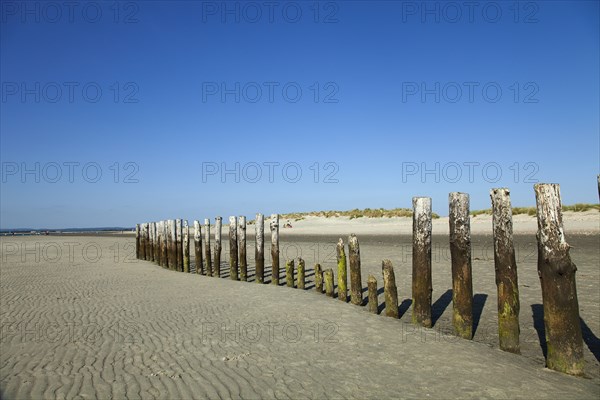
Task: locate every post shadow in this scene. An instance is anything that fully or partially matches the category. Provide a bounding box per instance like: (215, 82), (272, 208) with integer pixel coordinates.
(580, 317), (600, 362)
(472, 293), (488, 337)
(531, 304), (547, 358)
(399, 299), (412, 320)
(431, 289), (453, 327)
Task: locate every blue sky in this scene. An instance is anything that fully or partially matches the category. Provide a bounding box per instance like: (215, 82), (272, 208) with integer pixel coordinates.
(1, 0), (598, 229)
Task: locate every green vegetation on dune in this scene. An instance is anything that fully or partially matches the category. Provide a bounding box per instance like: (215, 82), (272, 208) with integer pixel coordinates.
(471, 203), (599, 217)
(278, 208), (441, 220)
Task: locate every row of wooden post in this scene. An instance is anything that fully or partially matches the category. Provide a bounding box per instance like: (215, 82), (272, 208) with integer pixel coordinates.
(135, 183), (584, 376)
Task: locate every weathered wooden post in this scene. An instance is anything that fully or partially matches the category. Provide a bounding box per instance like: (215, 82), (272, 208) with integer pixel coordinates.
(194, 220), (204, 274)
(183, 220), (190, 273)
(148, 222), (154, 261)
(412, 197), (433, 328)
(161, 220), (168, 267)
(449, 192), (473, 339)
(229, 216), (238, 280)
(168, 219), (176, 270)
(297, 258), (305, 289)
(204, 219), (212, 277)
(285, 259), (295, 287)
(135, 224), (140, 259)
(534, 183), (584, 375)
(324, 269), (334, 297)
(165, 221), (171, 268)
(176, 219), (183, 271)
(348, 234), (362, 305)
(255, 213), (265, 283)
(490, 188), (520, 354)
(145, 223), (151, 262)
(368, 274), (378, 314)
(382, 260), (399, 318)
(336, 238), (347, 302)
(152, 222), (160, 265)
(214, 216), (222, 277)
(314, 264), (323, 293)
(270, 214), (280, 285)
(156, 222), (162, 266)
(140, 223), (146, 260)
(239, 216), (247, 281)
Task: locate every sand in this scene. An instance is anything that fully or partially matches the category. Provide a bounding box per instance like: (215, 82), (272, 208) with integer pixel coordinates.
(1, 213), (599, 399)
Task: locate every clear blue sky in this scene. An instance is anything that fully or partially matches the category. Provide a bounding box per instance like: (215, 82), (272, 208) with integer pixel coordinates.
(1, 0), (598, 229)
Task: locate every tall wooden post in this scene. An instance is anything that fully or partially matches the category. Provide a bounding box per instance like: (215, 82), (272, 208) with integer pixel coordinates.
(297, 258), (305, 289)
(156, 222), (162, 266)
(286, 259), (295, 287)
(161, 220), (167, 267)
(214, 217), (222, 277)
(314, 264), (323, 293)
(336, 238), (347, 302)
(412, 197), (433, 328)
(239, 216), (247, 281)
(145, 223), (151, 262)
(324, 269), (334, 297)
(183, 220), (190, 273)
(449, 192), (473, 339)
(165, 221), (171, 268)
(270, 214), (280, 285)
(255, 213), (265, 283)
(348, 234), (362, 305)
(368, 275), (378, 314)
(534, 183), (584, 375)
(204, 219), (212, 277)
(176, 219), (183, 271)
(152, 222), (160, 265)
(194, 220), (204, 274)
(135, 224), (140, 259)
(168, 219), (176, 270)
(149, 222), (154, 262)
(490, 188), (520, 354)
(140, 223), (146, 261)
(229, 216), (238, 280)
(382, 260), (399, 318)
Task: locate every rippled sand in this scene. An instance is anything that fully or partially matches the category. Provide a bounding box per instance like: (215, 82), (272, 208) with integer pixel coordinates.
(1, 234), (598, 399)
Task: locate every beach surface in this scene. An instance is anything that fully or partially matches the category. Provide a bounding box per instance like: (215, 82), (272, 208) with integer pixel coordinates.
(1, 213), (599, 399)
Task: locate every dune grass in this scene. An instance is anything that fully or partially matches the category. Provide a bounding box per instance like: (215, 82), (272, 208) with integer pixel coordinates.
(470, 203), (599, 217)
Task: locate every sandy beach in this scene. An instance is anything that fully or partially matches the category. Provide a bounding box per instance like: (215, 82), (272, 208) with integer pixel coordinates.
(1, 213), (599, 399)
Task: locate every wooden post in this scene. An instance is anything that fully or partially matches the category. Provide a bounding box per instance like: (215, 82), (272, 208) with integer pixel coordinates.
(382, 260), (399, 318)
(297, 258), (305, 289)
(204, 219), (212, 277)
(148, 222), (154, 262)
(490, 188), (520, 354)
(168, 219), (176, 270)
(139, 223), (146, 260)
(135, 224), (140, 259)
(286, 259), (295, 287)
(183, 220), (190, 273)
(161, 220), (168, 267)
(368, 274), (378, 314)
(534, 183), (584, 375)
(324, 269), (334, 297)
(145, 223), (151, 261)
(214, 216), (222, 277)
(336, 238), (347, 302)
(156, 222), (162, 266)
(239, 216), (247, 281)
(229, 216), (238, 280)
(270, 214), (280, 285)
(348, 234), (362, 305)
(165, 221), (171, 268)
(176, 219), (183, 271)
(255, 213), (264, 283)
(314, 264), (323, 293)
(449, 192), (473, 339)
(154, 222), (160, 264)
(194, 220), (204, 274)
(412, 197), (433, 328)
